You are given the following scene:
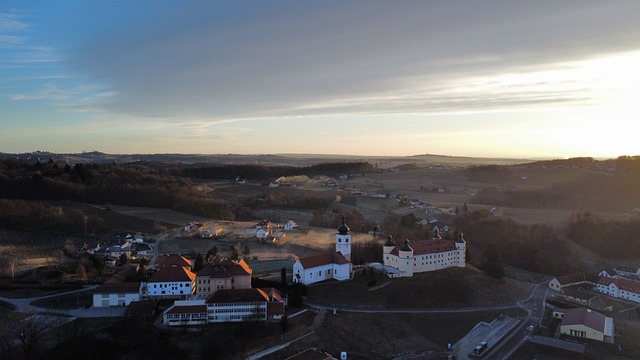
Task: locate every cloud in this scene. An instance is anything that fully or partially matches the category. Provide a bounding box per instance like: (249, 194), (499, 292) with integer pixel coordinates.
(51, 1), (640, 123)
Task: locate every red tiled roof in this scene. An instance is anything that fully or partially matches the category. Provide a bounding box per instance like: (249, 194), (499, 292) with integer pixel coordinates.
(207, 288), (268, 303)
(94, 278), (141, 293)
(598, 276), (640, 294)
(206, 287), (284, 304)
(148, 266), (196, 283)
(557, 272), (598, 286)
(197, 258), (252, 278)
(561, 307), (606, 332)
(158, 255), (192, 269)
(165, 304), (207, 315)
(390, 238), (456, 256)
(298, 252), (349, 269)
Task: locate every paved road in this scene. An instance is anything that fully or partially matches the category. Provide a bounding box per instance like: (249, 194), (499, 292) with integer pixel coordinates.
(487, 280), (550, 360)
(0, 285), (125, 318)
(304, 270), (552, 360)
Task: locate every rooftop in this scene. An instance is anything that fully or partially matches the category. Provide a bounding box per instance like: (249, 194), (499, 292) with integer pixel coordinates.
(298, 252), (350, 269)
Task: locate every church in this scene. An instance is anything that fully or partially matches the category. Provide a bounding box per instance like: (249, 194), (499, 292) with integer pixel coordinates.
(293, 217), (353, 285)
(382, 230), (466, 277)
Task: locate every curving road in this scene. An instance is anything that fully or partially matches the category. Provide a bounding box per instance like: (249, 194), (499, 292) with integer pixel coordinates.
(303, 271), (551, 359)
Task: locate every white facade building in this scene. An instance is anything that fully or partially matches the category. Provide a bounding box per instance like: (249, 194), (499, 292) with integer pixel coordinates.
(293, 217), (352, 285)
(382, 233), (466, 278)
(92, 278), (142, 307)
(144, 265), (196, 300)
(596, 276), (640, 304)
(559, 307), (614, 344)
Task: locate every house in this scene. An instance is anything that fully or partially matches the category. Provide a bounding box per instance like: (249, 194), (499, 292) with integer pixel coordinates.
(256, 227), (271, 240)
(559, 307), (614, 344)
(382, 232), (466, 278)
(163, 299), (208, 326)
(596, 276), (640, 304)
(293, 218), (353, 285)
(195, 258), (252, 298)
(548, 273), (597, 293)
(284, 220), (298, 231)
(207, 287), (286, 323)
(156, 254), (192, 271)
(144, 265), (196, 300)
(92, 277), (142, 307)
(199, 226), (222, 239)
(599, 268), (620, 278)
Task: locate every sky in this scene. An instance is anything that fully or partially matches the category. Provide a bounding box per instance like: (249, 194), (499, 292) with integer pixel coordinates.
(1, 1), (639, 159)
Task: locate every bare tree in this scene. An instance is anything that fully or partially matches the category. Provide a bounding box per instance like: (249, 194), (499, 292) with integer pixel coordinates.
(9, 314), (48, 360)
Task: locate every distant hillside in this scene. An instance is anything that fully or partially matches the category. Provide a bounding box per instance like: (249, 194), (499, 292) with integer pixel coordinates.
(470, 156), (640, 212)
(1, 151), (535, 167)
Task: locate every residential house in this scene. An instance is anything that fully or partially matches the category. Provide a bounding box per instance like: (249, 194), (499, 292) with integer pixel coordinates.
(559, 307), (614, 344)
(293, 218), (352, 285)
(284, 220), (298, 231)
(195, 258), (252, 298)
(548, 273), (597, 293)
(144, 265), (196, 300)
(92, 277), (142, 307)
(596, 276), (640, 304)
(256, 227), (271, 240)
(382, 232), (466, 278)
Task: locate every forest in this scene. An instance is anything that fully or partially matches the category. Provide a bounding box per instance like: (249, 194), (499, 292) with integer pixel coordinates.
(469, 156), (640, 212)
(168, 161), (376, 180)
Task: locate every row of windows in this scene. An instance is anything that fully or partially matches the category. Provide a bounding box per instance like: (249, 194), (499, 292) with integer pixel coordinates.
(151, 283), (189, 288)
(197, 278), (236, 284)
(197, 285), (227, 293)
(211, 308), (266, 314)
(211, 315), (261, 321)
(165, 313), (208, 320)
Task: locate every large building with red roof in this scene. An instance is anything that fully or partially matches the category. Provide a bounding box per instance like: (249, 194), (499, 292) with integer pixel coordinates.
(292, 218), (352, 285)
(195, 258), (252, 298)
(162, 287), (286, 325)
(382, 231), (466, 278)
(144, 264), (196, 299)
(596, 276), (640, 304)
(559, 307), (614, 343)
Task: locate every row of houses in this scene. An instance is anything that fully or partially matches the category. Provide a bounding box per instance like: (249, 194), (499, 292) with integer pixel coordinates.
(549, 269), (640, 305)
(92, 253), (287, 325)
(546, 268), (640, 344)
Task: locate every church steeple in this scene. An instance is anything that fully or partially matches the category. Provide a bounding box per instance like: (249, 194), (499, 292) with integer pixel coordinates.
(336, 216), (351, 262)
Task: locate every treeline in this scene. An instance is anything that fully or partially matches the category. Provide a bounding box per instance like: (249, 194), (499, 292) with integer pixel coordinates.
(567, 211), (640, 260)
(0, 161), (235, 219)
(470, 156), (640, 212)
(452, 210), (575, 275)
(237, 188), (335, 211)
(0, 199), (105, 235)
(310, 209), (378, 234)
(169, 161), (376, 180)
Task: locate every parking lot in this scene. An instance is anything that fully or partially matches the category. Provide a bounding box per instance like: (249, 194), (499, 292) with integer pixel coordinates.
(452, 315), (521, 359)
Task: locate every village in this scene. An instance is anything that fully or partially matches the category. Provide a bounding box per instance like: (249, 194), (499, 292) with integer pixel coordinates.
(3, 208), (640, 360)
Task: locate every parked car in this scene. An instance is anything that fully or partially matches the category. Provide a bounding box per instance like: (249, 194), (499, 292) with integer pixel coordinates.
(473, 341), (488, 354)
